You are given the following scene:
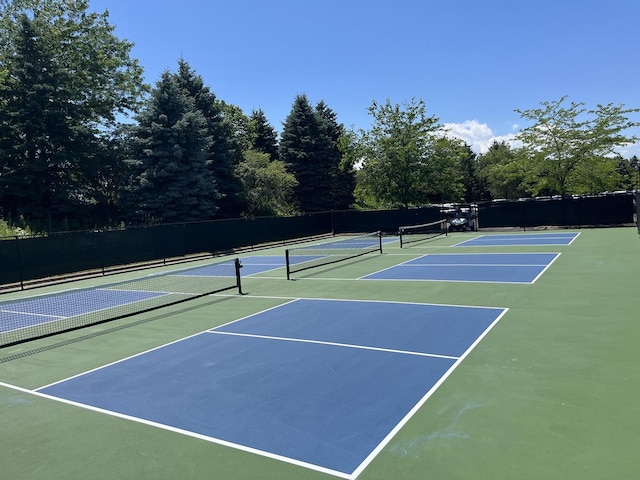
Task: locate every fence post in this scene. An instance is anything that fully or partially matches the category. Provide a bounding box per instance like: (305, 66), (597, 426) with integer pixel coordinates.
(14, 236), (25, 290)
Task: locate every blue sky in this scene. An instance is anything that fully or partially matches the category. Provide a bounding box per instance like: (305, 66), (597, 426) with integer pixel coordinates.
(89, 0), (640, 155)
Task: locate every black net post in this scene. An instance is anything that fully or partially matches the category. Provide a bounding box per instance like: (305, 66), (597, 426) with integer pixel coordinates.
(285, 249), (291, 280)
(235, 258), (244, 294)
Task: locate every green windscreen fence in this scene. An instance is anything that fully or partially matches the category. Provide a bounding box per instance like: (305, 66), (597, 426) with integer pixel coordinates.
(1, 194), (636, 289)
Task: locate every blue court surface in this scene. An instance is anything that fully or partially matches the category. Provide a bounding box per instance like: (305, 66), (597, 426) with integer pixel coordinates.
(170, 262), (237, 276)
(36, 298), (507, 478)
(0, 261), (237, 334)
(294, 236), (397, 251)
(239, 255), (330, 276)
(238, 255), (292, 275)
(454, 232), (579, 247)
(363, 252), (561, 284)
(0, 289), (167, 333)
(237, 237), (398, 277)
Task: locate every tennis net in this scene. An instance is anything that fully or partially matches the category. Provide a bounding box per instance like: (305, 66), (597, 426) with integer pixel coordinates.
(399, 219), (448, 247)
(285, 232), (382, 279)
(0, 258), (243, 348)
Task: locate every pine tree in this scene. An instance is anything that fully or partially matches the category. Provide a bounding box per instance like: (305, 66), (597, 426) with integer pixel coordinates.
(249, 109), (279, 160)
(279, 94), (334, 213)
(316, 101), (355, 210)
(175, 60), (245, 218)
(122, 71), (218, 223)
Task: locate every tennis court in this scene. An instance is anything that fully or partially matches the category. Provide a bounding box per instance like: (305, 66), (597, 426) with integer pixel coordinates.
(1, 228), (639, 480)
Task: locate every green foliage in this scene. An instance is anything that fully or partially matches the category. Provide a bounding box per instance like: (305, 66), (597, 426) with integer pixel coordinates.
(353, 98), (444, 208)
(279, 94), (344, 213)
(0, 0), (146, 124)
(175, 60), (245, 218)
(0, 14), (89, 223)
(617, 155), (640, 191)
(316, 101), (356, 210)
(122, 71), (218, 224)
(428, 136), (468, 203)
(0, 0), (145, 230)
(479, 141), (532, 199)
(0, 217), (33, 237)
(516, 96), (640, 195)
(249, 109), (279, 160)
(235, 150), (298, 217)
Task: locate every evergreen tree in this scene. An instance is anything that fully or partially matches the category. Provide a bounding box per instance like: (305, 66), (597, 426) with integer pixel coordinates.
(516, 96), (639, 196)
(174, 60), (245, 218)
(279, 94), (333, 212)
(249, 109), (279, 160)
(122, 71), (218, 224)
(0, 15), (90, 227)
(316, 101), (355, 210)
(0, 0), (145, 229)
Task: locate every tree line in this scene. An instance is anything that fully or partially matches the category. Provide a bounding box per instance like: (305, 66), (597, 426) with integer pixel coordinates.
(1, 0), (639, 234)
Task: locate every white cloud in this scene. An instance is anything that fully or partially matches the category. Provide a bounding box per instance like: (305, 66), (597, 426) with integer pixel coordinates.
(615, 141), (640, 159)
(443, 120), (519, 154)
(444, 120), (640, 159)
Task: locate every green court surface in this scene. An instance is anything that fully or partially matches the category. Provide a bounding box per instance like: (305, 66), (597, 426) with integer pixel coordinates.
(1, 227), (639, 479)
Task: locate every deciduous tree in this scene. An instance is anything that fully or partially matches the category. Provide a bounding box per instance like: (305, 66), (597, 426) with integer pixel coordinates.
(0, 0), (145, 229)
(516, 96), (639, 195)
(355, 98), (442, 208)
(235, 150), (298, 216)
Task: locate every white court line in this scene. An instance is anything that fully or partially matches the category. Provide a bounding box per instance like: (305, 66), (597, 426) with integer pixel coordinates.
(398, 263), (551, 267)
(0, 309), (64, 319)
(206, 330), (460, 361)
